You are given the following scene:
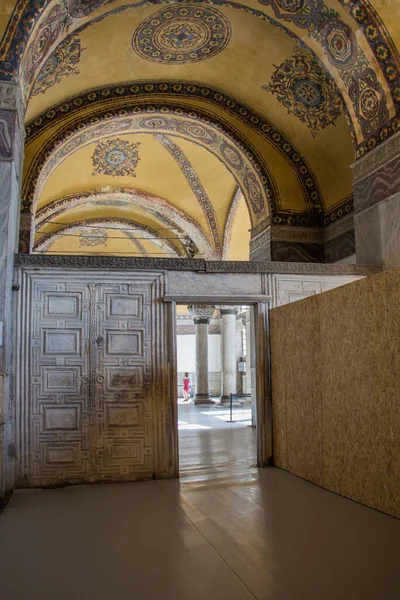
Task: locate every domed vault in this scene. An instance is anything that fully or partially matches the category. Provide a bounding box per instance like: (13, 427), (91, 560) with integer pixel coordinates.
(0, 0), (398, 261)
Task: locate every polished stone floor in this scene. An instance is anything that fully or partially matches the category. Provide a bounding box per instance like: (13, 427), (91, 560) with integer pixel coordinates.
(0, 404), (399, 599)
(178, 401), (257, 487)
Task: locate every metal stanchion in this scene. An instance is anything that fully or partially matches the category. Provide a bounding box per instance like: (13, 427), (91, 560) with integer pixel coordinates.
(227, 393), (234, 422)
(226, 393), (251, 423)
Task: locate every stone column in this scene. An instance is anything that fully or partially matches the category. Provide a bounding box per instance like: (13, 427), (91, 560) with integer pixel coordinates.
(188, 305), (215, 405)
(249, 306), (257, 427)
(219, 307), (237, 404)
(352, 131), (400, 267)
(244, 308), (252, 395)
(0, 81), (25, 504)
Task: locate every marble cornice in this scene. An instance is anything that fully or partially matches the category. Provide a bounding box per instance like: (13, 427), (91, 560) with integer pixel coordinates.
(0, 81), (25, 134)
(352, 131), (400, 184)
(15, 254), (381, 276)
(323, 215), (354, 242)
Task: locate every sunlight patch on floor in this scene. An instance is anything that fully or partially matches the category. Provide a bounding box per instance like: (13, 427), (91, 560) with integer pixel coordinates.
(178, 420), (211, 431)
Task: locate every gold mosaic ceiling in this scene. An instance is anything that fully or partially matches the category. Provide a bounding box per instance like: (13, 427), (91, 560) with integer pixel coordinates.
(1, 0), (399, 258)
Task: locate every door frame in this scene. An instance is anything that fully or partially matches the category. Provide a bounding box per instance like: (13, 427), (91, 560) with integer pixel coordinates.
(165, 297), (273, 473)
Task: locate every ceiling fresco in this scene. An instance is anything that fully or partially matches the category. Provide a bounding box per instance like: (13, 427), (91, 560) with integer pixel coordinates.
(0, 0), (399, 259)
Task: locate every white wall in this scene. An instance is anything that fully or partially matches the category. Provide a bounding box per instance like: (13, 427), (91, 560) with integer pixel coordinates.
(177, 335), (196, 373)
(177, 334), (221, 372)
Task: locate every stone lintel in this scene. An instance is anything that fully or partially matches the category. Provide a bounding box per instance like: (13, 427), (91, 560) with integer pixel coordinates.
(15, 253), (381, 276)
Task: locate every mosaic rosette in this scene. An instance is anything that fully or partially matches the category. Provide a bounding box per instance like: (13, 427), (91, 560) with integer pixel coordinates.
(132, 5), (232, 64)
(262, 49), (343, 136)
(318, 17), (358, 71)
(91, 138), (140, 176)
(32, 34), (83, 96)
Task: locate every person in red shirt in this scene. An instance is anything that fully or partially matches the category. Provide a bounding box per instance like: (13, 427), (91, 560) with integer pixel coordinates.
(182, 372), (191, 401)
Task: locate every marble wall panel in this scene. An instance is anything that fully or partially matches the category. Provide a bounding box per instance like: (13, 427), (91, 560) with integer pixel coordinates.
(270, 269), (400, 518)
(167, 272), (263, 297)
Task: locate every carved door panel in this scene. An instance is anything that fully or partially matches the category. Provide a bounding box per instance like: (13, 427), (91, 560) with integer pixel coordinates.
(92, 282), (153, 479)
(16, 270), (169, 487)
(17, 280), (91, 485)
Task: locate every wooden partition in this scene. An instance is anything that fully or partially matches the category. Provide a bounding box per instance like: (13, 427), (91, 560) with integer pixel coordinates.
(270, 268), (400, 518)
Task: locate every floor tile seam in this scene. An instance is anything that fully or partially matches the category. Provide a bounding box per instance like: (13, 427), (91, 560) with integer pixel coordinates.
(157, 481), (259, 600)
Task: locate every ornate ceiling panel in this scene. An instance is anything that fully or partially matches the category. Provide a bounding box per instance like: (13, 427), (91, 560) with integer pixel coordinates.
(1, 0), (399, 258)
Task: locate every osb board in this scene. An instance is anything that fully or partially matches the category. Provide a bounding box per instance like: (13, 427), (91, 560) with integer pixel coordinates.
(270, 268), (400, 518)
(270, 295), (323, 486)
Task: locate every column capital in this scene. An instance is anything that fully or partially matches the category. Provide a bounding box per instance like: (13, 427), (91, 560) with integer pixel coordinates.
(217, 306), (238, 316)
(188, 304), (215, 324)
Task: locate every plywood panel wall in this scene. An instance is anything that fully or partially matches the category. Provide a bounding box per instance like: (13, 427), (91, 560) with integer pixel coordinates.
(270, 268), (400, 518)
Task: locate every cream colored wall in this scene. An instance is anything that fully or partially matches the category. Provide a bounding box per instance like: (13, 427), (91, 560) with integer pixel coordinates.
(227, 196), (251, 261)
(270, 268), (400, 518)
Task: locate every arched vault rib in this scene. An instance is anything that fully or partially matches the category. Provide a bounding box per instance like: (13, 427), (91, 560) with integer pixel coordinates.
(24, 106), (273, 228)
(154, 133), (223, 257)
(34, 217), (182, 257)
(34, 188), (216, 259)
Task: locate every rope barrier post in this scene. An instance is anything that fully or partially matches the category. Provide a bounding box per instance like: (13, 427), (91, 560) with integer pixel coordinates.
(226, 393), (234, 423)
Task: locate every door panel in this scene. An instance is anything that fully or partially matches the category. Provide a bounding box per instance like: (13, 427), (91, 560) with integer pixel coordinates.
(22, 283), (91, 484)
(93, 283), (153, 479)
(15, 271), (168, 487)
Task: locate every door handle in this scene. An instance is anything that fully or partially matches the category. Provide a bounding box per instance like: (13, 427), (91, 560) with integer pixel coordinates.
(96, 335), (104, 347)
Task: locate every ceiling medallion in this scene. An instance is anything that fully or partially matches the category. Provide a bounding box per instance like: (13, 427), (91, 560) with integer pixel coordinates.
(262, 49), (343, 136)
(91, 138), (141, 176)
(132, 5), (232, 64)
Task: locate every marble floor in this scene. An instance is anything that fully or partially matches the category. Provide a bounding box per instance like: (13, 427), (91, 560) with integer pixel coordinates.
(0, 405), (399, 599)
(178, 401), (257, 487)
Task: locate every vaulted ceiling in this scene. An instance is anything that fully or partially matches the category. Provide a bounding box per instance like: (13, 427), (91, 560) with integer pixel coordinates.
(0, 0), (398, 259)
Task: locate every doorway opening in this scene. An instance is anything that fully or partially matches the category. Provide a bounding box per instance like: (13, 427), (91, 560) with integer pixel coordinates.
(175, 304), (258, 485)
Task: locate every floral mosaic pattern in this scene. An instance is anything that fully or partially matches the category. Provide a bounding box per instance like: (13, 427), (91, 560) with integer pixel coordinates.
(262, 49), (343, 136)
(132, 4), (232, 64)
(68, 0), (106, 18)
(31, 34), (84, 96)
(24, 3), (71, 87)
(91, 138), (140, 176)
(78, 227), (107, 247)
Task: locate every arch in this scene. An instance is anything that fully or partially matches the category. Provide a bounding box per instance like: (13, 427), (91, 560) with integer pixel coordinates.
(24, 81), (325, 223)
(24, 105), (274, 228)
(34, 188), (216, 258)
(34, 217), (183, 257)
